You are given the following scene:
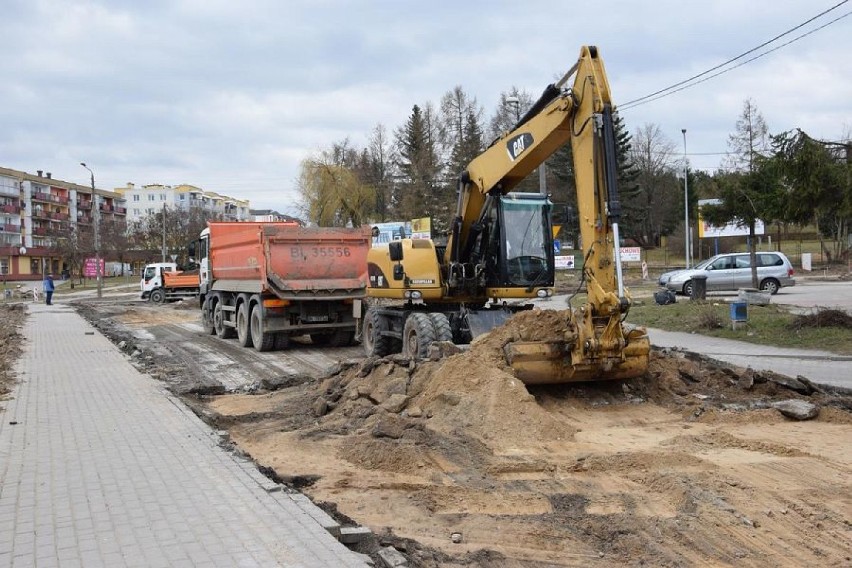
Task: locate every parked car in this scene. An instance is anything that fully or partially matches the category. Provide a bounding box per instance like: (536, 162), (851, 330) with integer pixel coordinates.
(662, 252), (795, 296)
(658, 258), (713, 288)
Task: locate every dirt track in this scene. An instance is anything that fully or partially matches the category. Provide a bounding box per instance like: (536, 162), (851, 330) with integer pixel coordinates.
(67, 301), (852, 566)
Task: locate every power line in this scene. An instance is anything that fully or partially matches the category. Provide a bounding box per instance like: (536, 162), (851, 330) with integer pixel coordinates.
(620, 2), (850, 110)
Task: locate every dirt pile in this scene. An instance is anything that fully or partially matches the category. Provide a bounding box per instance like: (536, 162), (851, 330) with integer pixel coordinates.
(0, 303), (26, 407)
(197, 307), (852, 567)
(790, 308), (852, 329)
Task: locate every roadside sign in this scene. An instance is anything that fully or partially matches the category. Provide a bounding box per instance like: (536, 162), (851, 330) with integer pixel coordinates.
(620, 247), (641, 262)
(553, 239), (561, 254)
(555, 255), (575, 270)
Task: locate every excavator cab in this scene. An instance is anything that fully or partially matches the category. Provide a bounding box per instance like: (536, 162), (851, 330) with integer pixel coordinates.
(483, 194), (554, 290)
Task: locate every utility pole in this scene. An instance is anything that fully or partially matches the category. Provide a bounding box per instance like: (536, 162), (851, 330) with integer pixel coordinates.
(80, 163), (102, 298)
(681, 129), (690, 268)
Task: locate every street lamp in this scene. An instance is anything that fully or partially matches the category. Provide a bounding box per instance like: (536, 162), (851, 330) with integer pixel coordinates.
(681, 129), (690, 268)
(79, 162), (102, 298)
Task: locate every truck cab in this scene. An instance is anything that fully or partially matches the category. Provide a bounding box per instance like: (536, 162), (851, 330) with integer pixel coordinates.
(140, 262), (177, 299)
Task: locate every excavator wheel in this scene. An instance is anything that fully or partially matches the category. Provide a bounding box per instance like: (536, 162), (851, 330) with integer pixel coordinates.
(363, 307), (393, 357)
(250, 307), (275, 351)
(236, 303), (253, 348)
(214, 302), (236, 339)
(402, 312), (437, 360)
(427, 313), (453, 342)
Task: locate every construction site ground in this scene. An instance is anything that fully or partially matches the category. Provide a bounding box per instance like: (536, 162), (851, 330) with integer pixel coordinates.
(2, 296), (851, 567)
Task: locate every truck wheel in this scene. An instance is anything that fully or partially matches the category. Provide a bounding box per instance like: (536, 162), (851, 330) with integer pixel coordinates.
(250, 307), (275, 351)
(236, 303), (253, 347)
(150, 289), (166, 304)
(328, 329), (355, 347)
(363, 308), (393, 357)
(310, 333), (331, 346)
(214, 303), (236, 339)
(427, 313), (453, 342)
(274, 334), (290, 350)
(402, 313), (437, 360)
(202, 299), (216, 335)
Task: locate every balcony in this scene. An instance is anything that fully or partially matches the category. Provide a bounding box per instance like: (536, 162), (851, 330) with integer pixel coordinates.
(0, 185), (19, 198)
(2, 223), (21, 233)
(77, 200), (93, 210)
(31, 192), (52, 203)
(100, 204), (114, 212)
(114, 206), (127, 214)
(32, 209), (49, 219)
(1, 203), (21, 214)
(32, 227), (47, 236)
(51, 212), (70, 221)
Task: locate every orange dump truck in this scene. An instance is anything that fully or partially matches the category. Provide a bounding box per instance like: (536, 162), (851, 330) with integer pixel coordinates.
(140, 262), (201, 303)
(194, 222), (372, 351)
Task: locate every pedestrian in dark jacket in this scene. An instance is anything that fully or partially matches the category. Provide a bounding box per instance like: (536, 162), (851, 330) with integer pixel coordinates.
(43, 274), (55, 305)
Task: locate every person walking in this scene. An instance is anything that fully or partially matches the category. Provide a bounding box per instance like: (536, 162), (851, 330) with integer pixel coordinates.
(43, 273), (55, 305)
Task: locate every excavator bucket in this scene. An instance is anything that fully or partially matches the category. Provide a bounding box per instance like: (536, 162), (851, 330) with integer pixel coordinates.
(504, 326), (650, 385)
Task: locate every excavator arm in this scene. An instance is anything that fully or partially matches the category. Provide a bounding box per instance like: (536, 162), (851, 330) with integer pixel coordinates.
(490, 45), (650, 383)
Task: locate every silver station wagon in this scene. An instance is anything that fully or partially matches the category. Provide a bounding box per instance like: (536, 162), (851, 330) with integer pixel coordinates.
(659, 252), (796, 296)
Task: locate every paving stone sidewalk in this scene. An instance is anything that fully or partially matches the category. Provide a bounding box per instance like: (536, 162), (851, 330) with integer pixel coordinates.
(0, 302), (368, 568)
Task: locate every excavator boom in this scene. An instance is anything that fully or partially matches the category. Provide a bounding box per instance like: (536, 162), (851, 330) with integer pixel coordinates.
(501, 46), (650, 383)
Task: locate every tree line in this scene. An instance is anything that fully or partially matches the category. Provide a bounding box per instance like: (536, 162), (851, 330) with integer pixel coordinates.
(296, 87), (851, 264)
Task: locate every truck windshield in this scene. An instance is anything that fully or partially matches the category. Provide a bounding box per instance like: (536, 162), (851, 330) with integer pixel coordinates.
(500, 196), (553, 287)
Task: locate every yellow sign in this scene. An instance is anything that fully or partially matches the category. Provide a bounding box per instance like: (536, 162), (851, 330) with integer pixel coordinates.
(552, 224), (562, 239)
(411, 217), (431, 238)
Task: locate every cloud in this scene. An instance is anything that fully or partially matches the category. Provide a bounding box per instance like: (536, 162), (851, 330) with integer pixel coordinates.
(1, 0), (849, 212)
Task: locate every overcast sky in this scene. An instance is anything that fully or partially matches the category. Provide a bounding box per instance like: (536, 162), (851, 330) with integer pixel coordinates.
(1, 0), (849, 215)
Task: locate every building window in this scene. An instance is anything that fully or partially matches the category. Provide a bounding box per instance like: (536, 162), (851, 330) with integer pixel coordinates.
(133, 208), (140, 215)
(179, 194), (186, 200)
(133, 194), (140, 201)
(148, 194), (155, 201)
(160, 194), (166, 201)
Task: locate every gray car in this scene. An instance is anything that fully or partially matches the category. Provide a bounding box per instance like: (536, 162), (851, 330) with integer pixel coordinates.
(663, 252), (796, 296)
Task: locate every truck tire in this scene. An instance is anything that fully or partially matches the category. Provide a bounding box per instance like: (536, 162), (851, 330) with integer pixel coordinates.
(402, 312), (437, 360)
(310, 333), (331, 346)
(328, 329), (355, 347)
(236, 303), (253, 347)
(427, 313), (453, 342)
(274, 334), (290, 350)
(202, 298), (216, 335)
(214, 303), (236, 339)
(363, 307), (393, 357)
(150, 288), (166, 304)
(250, 307), (275, 351)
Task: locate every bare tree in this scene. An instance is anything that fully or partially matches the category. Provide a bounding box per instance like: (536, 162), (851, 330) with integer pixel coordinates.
(625, 124), (683, 247)
(726, 98), (770, 172)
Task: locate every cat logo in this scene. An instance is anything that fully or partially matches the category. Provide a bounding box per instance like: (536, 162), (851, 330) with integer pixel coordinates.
(506, 133), (534, 161)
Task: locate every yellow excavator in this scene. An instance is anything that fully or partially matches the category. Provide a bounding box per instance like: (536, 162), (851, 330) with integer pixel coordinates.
(357, 46), (649, 384)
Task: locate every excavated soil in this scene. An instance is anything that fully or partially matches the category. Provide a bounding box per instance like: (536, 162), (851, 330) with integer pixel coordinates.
(201, 309), (852, 567)
(0, 303), (26, 410)
(5, 297), (851, 566)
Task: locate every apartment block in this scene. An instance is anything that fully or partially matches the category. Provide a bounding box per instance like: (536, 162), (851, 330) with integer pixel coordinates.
(115, 183), (251, 223)
(0, 166), (127, 281)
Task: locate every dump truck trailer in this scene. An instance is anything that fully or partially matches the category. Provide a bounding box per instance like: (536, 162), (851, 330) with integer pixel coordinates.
(193, 222), (372, 351)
